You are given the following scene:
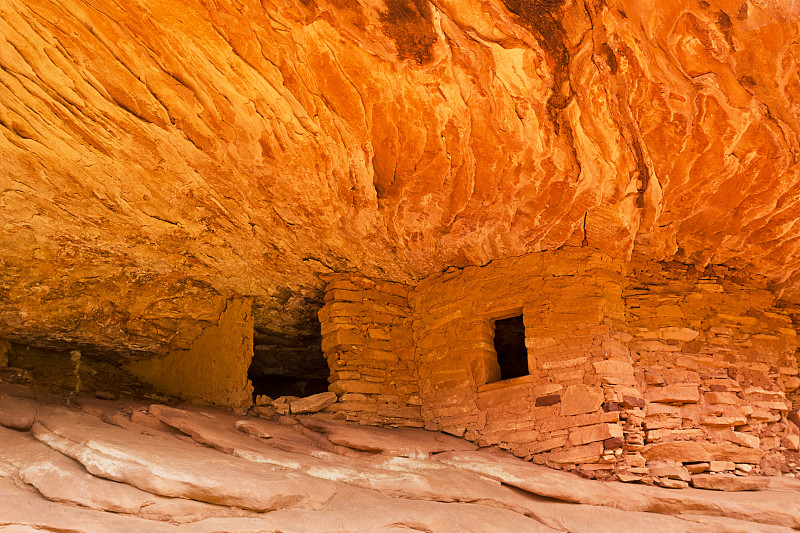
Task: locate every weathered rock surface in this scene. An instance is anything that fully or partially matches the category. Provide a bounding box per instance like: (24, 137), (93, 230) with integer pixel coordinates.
(32, 406), (341, 512)
(289, 391), (338, 414)
(691, 473), (770, 492)
(148, 404), (531, 505)
(435, 448), (800, 528)
(0, 426), (252, 523)
(1, 0), (799, 368)
(0, 384), (799, 532)
(0, 394), (38, 430)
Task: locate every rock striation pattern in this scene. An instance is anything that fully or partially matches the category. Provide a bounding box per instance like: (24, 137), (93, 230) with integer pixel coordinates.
(2, 382), (800, 532)
(1, 0), (800, 368)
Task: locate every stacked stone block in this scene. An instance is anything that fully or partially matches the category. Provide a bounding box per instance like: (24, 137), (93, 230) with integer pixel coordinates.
(626, 257), (800, 483)
(409, 249), (638, 476)
(318, 249), (800, 480)
(318, 273), (422, 427)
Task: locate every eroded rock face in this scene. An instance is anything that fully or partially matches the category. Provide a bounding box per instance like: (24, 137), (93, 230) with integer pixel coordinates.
(0, 0), (799, 362)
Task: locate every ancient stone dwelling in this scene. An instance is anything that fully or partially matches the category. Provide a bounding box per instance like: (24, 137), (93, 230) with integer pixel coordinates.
(320, 248), (800, 480)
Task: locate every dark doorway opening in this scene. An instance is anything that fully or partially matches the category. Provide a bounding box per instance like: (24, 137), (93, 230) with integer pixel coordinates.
(248, 328), (330, 399)
(493, 315), (528, 381)
(248, 373), (329, 399)
(248, 297), (331, 400)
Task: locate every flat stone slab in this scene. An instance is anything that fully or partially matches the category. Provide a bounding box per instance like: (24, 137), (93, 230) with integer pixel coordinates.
(691, 474), (770, 492)
(642, 441), (763, 464)
(289, 391), (338, 414)
(295, 414), (479, 458)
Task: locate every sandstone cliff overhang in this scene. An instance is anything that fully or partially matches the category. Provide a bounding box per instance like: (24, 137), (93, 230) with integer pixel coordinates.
(1, 0), (799, 371)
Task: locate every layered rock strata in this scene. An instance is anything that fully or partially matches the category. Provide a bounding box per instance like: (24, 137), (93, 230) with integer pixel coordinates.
(2, 383), (800, 531)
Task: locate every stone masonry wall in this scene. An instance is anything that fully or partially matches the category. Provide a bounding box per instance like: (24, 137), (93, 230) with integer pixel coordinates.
(627, 256), (800, 482)
(319, 249), (800, 480)
(410, 248), (643, 477)
(318, 273), (422, 427)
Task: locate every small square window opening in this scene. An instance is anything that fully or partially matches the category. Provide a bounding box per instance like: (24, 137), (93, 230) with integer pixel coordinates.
(493, 315), (528, 380)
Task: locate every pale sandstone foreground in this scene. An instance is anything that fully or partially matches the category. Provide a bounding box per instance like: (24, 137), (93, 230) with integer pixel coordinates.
(2, 0), (800, 377)
(0, 384), (799, 533)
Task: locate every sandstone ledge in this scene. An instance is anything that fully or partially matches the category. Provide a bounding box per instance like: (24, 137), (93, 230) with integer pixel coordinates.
(1, 383), (799, 532)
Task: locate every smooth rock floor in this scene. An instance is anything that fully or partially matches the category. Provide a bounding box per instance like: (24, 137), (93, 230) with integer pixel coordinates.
(1, 384), (799, 532)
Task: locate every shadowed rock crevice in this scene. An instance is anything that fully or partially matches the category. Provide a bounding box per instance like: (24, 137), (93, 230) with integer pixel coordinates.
(3, 343), (171, 402)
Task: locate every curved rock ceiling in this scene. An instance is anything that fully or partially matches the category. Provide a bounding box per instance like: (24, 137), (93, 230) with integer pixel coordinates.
(1, 0), (799, 361)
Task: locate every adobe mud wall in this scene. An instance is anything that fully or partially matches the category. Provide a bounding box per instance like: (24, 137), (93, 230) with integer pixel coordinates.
(125, 297), (255, 409)
(319, 248), (800, 480)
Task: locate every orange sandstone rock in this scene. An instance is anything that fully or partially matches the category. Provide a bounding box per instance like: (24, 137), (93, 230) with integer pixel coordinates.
(0, 0), (799, 363)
